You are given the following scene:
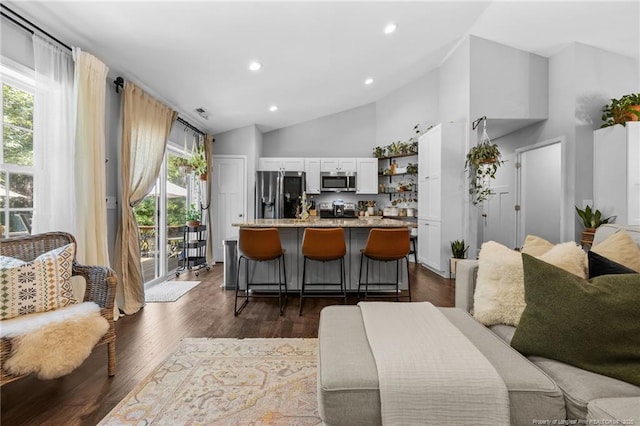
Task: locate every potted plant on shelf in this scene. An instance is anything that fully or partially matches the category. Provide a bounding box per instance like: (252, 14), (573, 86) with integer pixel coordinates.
(373, 146), (386, 158)
(575, 205), (614, 246)
(465, 134), (504, 205)
(189, 144), (208, 180)
(449, 239), (469, 278)
(185, 204), (201, 227)
(601, 93), (640, 128)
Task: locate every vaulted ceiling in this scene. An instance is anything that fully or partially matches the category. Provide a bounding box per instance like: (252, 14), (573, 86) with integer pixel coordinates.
(7, 1), (639, 134)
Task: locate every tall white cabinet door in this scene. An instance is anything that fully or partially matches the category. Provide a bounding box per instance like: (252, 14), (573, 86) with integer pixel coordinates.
(417, 219), (428, 265)
(425, 220), (442, 271)
(594, 122), (640, 225)
(356, 158), (378, 194)
(305, 159), (321, 194)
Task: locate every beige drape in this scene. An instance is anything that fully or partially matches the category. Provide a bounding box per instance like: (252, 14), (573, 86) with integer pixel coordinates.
(203, 134), (215, 265)
(115, 83), (177, 315)
(73, 49), (110, 266)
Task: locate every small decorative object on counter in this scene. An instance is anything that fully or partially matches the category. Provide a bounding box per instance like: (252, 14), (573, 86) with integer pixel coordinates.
(366, 200), (376, 216)
(299, 191), (311, 221)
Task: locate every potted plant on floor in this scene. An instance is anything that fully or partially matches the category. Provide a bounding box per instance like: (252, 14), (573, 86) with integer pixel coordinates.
(449, 239), (469, 278)
(575, 205), (614, 247)
(601, 93), (640, 128)
(186, 204), (201, 227)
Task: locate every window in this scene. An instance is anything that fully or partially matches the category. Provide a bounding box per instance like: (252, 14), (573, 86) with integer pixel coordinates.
(1, 59), (35, 238)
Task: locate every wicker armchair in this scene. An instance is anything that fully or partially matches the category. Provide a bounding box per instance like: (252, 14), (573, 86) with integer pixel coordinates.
(0, 232), (117, 386)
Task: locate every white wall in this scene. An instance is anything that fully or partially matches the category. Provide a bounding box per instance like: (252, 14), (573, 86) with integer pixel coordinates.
(1, 19), (33, 68)
(213, 124), (261, 220)
(375, 69), (439, 147)
(262, 103), (376, 157)
(470, 36), (548, 121)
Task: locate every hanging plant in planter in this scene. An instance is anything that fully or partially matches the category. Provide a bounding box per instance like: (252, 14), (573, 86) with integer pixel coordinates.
(465, 119), (504, 205)
(189, 144), (208, 180)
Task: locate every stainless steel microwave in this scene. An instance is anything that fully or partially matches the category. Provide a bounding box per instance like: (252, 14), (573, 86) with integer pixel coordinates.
(320, 172), (356, 192)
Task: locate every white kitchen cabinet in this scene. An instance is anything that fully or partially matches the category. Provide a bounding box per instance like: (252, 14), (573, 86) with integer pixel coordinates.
(305, 158), (321, 194)
(417, 123), (466, 277)
(258, 157), (305, 172)
(356, 158), (378, 194)
(320, 158), (357, 172)
(593, 122), (640, 225)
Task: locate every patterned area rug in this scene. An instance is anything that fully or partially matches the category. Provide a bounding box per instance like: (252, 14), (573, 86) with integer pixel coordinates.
(144, 280), (201, 303)
(98, 338), (320, 425)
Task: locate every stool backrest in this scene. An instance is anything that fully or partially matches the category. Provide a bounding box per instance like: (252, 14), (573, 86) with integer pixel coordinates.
(363, 228), (410, 260)
(302, 228), (346, 259)
(238, 228), (284, 260)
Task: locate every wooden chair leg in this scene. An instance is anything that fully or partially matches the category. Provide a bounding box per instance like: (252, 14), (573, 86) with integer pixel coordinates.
(406, 256), (412, 302)
(107, 341), (116, 377)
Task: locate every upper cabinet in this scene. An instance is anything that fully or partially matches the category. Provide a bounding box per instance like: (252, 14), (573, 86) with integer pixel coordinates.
(258, 157), (304, 172)
(305, 158), (321, 194)
(258, 157), (305, 172)
(320, 158), (357, 172)
(356, 158), (378, 194)
(593, 122), (640, 226)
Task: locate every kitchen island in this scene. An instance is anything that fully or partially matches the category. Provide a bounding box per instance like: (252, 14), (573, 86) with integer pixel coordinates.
(231, 217), (415, 292)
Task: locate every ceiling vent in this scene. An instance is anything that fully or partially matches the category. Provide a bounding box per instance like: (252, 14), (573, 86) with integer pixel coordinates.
(195, 107), (209, 120)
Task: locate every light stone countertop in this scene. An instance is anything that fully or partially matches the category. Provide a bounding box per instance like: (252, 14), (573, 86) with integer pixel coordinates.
(232, 217), (416, 228)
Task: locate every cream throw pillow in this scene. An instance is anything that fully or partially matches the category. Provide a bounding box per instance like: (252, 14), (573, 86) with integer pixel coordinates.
(473, 241), (586, 326)
(521, 235), (554, 256)
(0, 244), (77, 320)
(591, 230), (640, 273)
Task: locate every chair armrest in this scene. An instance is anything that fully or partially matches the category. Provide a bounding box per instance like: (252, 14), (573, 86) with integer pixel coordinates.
(72, 263), (117, 317)
(455, 259), (479, 313)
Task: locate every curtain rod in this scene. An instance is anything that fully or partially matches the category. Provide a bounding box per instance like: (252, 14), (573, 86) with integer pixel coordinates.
(112, 76), (207, 137)
(176, 117), (206, 137)
(0, 4), (72, 51)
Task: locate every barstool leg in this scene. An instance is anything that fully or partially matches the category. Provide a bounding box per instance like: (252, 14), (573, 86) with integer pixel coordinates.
(341, 257), (347, 304)
(357, 253), (364, 299)
(280, 254), (287, 316)
(299, 257), (307, 315)
(406, 256), (412, 302)
(395, 259), (400, 302)
(234, 256), (248, 316)
(364, 257), (370, 298)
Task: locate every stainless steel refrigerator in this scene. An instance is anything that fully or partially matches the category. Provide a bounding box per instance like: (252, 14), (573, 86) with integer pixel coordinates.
(255, 171), (307, 219)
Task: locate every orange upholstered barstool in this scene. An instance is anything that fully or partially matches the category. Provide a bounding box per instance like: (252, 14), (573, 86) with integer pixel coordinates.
(299, 228), (347, 315)
(235, 228), (288, 316)
(358, 228), (412, 301)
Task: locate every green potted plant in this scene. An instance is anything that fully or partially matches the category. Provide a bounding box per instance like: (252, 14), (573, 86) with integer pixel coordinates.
(189, 145), (207, 180)
(575, 205), (614, 246)
(406, 163), (418, 175)
(373, 146), (386, 158)
(601, 93), (640, 128)
(175, 157), (193, 174)
(185, 204), (201, 227)
(465, 141), (504, 205)
(449, 239), (469, 278)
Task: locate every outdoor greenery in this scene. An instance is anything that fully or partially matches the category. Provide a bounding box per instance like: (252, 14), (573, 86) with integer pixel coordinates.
(2, 83), (34, 235)
(133, 155), (189, 226)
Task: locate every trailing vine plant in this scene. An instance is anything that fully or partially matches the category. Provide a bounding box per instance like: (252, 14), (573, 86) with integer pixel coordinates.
(465, 118), (504, 205)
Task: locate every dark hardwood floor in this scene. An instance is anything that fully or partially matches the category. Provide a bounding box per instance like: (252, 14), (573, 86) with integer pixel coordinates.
(1, 262), (454, 425)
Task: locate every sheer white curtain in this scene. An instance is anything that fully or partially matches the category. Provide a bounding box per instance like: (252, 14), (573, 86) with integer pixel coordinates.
(32, 35), (75, 234)
(73, 48), (110, 266)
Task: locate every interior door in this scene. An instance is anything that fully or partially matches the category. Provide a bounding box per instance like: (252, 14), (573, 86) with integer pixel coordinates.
(482, 153), (516, 248)
(516, 140), (562, 246)
(212, 156), (246, 261)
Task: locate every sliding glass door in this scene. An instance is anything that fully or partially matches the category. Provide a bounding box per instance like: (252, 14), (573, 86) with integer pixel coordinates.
(134, 148), (192, 284)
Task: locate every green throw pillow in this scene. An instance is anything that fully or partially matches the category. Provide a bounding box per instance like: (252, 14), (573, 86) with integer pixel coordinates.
(511, 254), (640, 386)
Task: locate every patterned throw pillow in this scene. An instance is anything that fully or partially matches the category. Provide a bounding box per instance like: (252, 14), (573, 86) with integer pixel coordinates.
(0, 244), (78, 320)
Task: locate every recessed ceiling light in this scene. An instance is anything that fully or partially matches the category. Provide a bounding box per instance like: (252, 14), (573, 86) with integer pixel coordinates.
(249, 61), (262, 71)
(364, 78), (374, 85)
(269, 105), (278, 112)
(384, 22), (397, 34)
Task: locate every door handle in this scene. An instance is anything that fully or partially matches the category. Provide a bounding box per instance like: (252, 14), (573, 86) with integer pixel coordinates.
(238, 214), (243, 217)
